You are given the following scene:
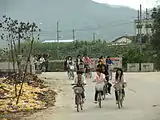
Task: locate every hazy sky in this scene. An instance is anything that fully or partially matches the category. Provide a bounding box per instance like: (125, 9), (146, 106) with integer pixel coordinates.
(93, 0), (157, 9)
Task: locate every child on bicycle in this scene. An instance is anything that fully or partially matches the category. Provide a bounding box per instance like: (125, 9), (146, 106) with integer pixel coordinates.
(72, 70), (86, 104)
(93, 68), (105, 103)
(113, 68), (127, 104)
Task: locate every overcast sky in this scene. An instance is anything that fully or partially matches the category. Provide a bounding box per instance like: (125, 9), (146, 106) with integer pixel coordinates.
(93, 0), (157, 9)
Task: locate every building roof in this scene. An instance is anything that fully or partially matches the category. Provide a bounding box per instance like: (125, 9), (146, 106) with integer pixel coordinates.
(42, 39), (74, 43)
(112, 36), (134, 43)
(112, 36), (127, 43)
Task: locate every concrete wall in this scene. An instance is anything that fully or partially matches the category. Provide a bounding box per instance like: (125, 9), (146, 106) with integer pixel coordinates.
(0, 61), (35, 74)
(127, 63), (140, 72)
(141, 63), (154, 72)
(127, 63), (154, 72)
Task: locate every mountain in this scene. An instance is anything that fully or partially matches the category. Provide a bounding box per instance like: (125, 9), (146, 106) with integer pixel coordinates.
(0, 0), (137, 46)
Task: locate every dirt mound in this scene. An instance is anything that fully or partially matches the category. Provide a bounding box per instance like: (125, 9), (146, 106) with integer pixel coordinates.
(3, 73), (47, 88)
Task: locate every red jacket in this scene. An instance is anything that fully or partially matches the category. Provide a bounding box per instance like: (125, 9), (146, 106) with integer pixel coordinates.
(83, 56), (93, 65)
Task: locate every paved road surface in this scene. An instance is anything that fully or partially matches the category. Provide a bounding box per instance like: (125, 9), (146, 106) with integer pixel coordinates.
(22, 72), (160, 120)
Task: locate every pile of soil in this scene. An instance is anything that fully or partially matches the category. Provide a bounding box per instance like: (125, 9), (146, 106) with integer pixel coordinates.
(3, 73), (47, 88)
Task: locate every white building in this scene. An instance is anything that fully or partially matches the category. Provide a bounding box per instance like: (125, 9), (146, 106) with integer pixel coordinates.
(42, 39), (74, 43)
(111, 36), (132, 45)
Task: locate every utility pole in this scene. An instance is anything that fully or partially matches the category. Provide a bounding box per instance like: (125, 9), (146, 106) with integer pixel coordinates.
(92, 33), (96, 41)
(56, 21), (60, 59)
(145, 8), (149, 35)
(139, 4), (142, 54)
(145, 8), (150, 43)
(72, 28), (75, 40)
(137, 10), (140, 39)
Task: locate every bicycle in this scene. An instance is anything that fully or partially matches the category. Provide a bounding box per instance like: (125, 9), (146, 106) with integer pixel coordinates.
(73, 86), (84, 112)
(103, 81), (108, 100)
(116, 89), (124, 109)
(97, 91), (102, 108)
(95, 83), (104, 108)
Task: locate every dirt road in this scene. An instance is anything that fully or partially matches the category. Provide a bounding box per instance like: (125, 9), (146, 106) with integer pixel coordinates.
(22, 72), (160, 120)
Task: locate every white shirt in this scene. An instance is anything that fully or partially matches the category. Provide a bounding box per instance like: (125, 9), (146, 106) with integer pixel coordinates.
(113, 75), (127, 89)
(39, 57), (45, 64)
(77, 59), (81, 65)
(94, 73), (105, 84)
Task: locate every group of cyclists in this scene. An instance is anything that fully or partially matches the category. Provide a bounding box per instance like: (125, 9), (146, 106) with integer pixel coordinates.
(64, 54), (127, 107)
(64, 54), (93, 78)
(33, 54), (50, 72)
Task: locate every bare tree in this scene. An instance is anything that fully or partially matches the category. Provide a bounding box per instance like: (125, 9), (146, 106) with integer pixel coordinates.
(0, 15), (40, 103)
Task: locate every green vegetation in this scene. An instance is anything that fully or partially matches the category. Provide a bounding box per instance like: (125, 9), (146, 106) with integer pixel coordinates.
(151, 7), (160, 69)
(20, 40), (153, 70)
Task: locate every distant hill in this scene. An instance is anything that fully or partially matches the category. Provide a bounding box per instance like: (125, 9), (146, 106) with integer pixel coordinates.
(0, 0), (137, 48)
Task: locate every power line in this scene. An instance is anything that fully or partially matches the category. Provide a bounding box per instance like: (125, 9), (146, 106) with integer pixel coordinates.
(0, 19), (135, 35)
(39, 20), (134, 36)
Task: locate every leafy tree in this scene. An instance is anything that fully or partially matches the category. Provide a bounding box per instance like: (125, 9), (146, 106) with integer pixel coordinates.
(151, 7), (160, 69)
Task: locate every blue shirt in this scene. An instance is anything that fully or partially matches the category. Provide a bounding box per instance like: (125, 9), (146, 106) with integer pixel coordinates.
(106, 59), (113, 65)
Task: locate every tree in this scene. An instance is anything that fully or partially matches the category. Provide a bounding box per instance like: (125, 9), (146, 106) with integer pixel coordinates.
(0, 15), (40, 104)
(151, 7), (160, 69)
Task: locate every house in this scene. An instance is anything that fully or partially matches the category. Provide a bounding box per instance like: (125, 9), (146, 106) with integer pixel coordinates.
(41, 39), (74, 43)
(111, 36), (133, 45)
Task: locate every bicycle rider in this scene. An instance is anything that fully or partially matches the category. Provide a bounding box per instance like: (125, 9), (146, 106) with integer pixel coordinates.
(72, 70), (86, 106)
(65, 56), (74, 74)
(97, 59), (112, 94)
(93, 68), (105, 103)
(75, 54), (84, 71)
(113, 68), (127, 104)
(83, 54), (93, 76)
(106, 56), (114, 79)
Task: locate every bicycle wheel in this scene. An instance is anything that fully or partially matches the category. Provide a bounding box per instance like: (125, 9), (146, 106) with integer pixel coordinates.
(76, 94), (80, 112)
(103, 85), (106, 100)
(71, 71), (74, 80)
(120, 90), (123, 107)
(98, 92), (102, 108)
(117, 90), (121, 109)
(80, 95), (83, 110)
(67, 71), (70, 79)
